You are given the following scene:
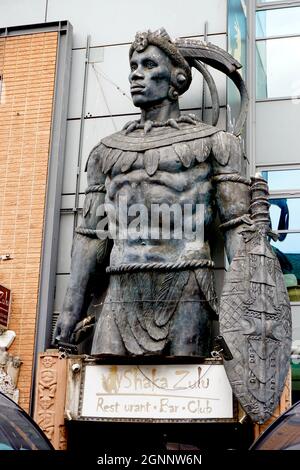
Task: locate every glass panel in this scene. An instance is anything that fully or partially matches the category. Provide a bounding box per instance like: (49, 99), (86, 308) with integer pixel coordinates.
(252, 414), (300, 450)
(269, 198), (300, 231)
(271, 232), (300, 301)
(228, 0), (247, 130)
(261, 169), (300, 191)
(256, 37), (300, 99)
(257, 7), (300, 38)
(0, 400), (52, 450)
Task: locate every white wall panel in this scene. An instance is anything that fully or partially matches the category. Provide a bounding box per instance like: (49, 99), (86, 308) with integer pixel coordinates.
(61, 194), (75, 210)
(46, 0), (227, 48)
(57, 214), (74, 273)
(78, 194), (85, 208)
(256, 100), (300, 165)
(63, 120), (80, 194)
(68, 47), (132, 120)
(68, 49), (86, 120)
(0, 0), (46, 28)
(85, 44), (137, 119)
(54, 274), (70, 312)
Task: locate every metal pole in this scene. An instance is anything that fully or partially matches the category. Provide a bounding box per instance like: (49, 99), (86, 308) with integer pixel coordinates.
(246, 0), (257, 177)
(73, 35), (91, 233)
(201, 21), (209, 122)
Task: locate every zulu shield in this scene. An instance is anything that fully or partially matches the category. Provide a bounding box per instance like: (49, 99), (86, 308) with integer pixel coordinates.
(219, 176), (292, 424)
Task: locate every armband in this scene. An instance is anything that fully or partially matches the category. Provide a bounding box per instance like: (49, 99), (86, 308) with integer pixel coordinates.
(85, 184), (106, 194)
(219, 214), (252, 232)
(212, 174), (250, 185)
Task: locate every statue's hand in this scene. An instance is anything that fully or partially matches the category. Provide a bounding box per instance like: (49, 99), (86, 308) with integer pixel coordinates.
(54, 286), (86, 344)
(54, 311), (80, 344)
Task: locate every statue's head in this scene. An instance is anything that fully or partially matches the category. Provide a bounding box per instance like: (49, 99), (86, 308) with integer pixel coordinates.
(129, 29), (192, 108)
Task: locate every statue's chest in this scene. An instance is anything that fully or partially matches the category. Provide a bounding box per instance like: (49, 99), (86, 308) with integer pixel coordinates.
(101, 138), (213, 179)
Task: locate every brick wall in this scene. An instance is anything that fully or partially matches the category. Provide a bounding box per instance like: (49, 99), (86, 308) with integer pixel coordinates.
(0, 31), (58, 411)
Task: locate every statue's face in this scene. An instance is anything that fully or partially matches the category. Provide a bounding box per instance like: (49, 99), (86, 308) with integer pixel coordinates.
(129, 45), (172, 108)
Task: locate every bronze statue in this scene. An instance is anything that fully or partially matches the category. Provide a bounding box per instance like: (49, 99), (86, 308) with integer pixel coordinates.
(55, 28), (249, 356)
(54, 29), (291, 422)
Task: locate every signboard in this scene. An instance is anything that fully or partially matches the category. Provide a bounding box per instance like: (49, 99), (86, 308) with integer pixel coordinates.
(78, 363), (234, 422)
(0, 284), (11, 329)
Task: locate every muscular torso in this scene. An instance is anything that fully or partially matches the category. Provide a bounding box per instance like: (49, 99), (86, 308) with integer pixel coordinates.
(84, 122), (244, 267)
(105, 142), (215, 266)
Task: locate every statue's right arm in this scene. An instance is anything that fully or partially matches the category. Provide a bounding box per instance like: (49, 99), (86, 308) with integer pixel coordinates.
(211, 131), (251, 264)
(54, 143), (109, 343)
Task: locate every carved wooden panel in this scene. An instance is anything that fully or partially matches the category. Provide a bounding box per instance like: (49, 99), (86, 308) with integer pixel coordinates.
(33, 351), (68, 450)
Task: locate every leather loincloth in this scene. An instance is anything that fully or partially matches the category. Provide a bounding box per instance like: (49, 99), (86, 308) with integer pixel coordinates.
(103, 267), (217, 355)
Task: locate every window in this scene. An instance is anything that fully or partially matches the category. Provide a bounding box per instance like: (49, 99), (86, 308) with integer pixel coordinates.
(256, 36), (300, 99)
(262, 169), (300, 191)
(271, 233), (300, 301)
(261, 169), (300, 302)
(256, 5), (300, 99)
(227, 0), (247, 127)
(257, 7), (300, 37)
(269, 198), (300, 230)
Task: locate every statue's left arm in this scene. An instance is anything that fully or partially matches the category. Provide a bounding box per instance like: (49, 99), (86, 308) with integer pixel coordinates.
(211, 131), (251, 264)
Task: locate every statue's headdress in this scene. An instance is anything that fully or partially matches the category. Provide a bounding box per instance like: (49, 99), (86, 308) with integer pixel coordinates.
(130, 28), (248, 136)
